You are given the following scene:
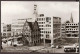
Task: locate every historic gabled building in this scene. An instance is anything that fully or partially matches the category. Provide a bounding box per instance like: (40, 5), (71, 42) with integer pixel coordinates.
(22, 20), (41, 46)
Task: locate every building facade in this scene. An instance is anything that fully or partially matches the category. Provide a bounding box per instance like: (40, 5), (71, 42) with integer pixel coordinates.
(11, 18), (33, 37)
(22, 20), (41, 46)
(65, 23), (79, 38)
(53, 17), (61, 44)
(53, 17), (61, 38)
(37, 15), (52, 43)
(61, 14), (79, 43)
(2, 24), (11, 38)
(61, 23), (66, 38)
(11, 19), (26, 37)
(33, 4), (61, 45)
(37, 15), (61, 44)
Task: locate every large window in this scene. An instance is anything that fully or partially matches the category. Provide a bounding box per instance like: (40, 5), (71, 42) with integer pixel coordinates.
(46, 17), (51, 22)
(7, 33), (11, 37)
(46, 35), (49, 38)
(39, 14), (44, 17)
(3, 29), (6, 32)
(46, 25), (51, 27)
(3, 33), (6, 36)
(7, 24), (11, 31)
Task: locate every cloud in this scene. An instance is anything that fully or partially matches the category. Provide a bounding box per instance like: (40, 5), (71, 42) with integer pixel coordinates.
(1, 1), (79, 24)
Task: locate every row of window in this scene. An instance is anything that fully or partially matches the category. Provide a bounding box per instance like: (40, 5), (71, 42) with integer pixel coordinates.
(41, 34), (49, 38)
(41, 31), (51, 33)
(32, 35), (40, 39)
(66, 24), (78, 26)
(32, 40), (40, 44)
(3, 29), (11, 32)
(66, 29), (78, 30)
(37, 18), (45, 21)
(38, 22), (45, 24)
(46, 35), (49, 38)
(39, 25), (44, 27)
(53, 17), (61, 20)
(40, 28), (44, 30)
(3, 33), (11, 36)
(40, 28), (51, 30)
(46, 25), (51, 27)
(39, 25), (51, 27)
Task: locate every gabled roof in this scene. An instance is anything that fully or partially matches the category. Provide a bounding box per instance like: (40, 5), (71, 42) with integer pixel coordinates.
(27, 22), (34, 31)
(23, 19), (40, 31)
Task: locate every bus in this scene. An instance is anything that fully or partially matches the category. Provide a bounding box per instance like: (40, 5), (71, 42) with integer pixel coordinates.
(64, 45), (79, 52)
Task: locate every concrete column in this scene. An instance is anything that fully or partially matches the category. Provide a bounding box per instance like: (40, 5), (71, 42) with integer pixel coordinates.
(44, 34), (46, 47)
(51, 17), (53, 46)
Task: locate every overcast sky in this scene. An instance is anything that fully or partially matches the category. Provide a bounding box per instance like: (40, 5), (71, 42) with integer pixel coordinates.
(1, 1), (79, 24)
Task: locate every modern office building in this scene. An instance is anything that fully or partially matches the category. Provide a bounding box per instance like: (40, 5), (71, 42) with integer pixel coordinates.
(11, 19), (26, 37)
(37, 15), (61, 41)
(65, 23), (79, 38)
(61, 13), (79, 43)
(11, 18), (33, 37)
(37, 15), (52, 42)
(22, 20), (41, 46)
(33, 4), (61, 45)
